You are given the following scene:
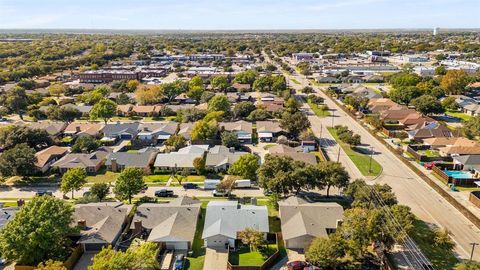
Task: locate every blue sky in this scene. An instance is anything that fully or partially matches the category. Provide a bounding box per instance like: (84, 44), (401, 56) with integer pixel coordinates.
(0, 0), (478, 30)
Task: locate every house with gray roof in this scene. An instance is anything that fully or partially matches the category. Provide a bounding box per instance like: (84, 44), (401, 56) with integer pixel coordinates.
(205, 145), (249, 172)
(202, 201), (269, 248)
(62, 103), (92, 116)
(219, 121), (253, 143)
(52, 147), (111, 173)
(131, 197), (201, 250)
(73, 202), (133, 252)
(105, 149), (158, 174)
(256, 121), (285, 142)
(154, 145), (209, 171)
(279, 197), (344, 251)
(137, 122), (178, 145)
(178, 122), (194, 140)
(268, 145), (317, 165)
(0, 205), (19, 230)
(103, 122), (140, 141)
(26, 121), (67, 137)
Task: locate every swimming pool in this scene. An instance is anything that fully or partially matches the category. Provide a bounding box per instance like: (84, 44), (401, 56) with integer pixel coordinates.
(444, 170), (474, 179)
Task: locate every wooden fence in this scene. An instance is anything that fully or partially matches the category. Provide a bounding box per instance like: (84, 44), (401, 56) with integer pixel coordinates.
(406, 145), (452, 163)
(227, 233), (282, 270)
(470, 192), (480, 208)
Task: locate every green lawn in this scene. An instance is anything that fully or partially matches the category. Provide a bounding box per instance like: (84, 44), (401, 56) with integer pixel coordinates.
(307, 99), (330, 117)
(327, 128), (382, 176)
(229, 244), (277, 266)
(184, 202), (208, 270)
(186, 175), (206, 182)
(291, 78), (301, 85)
(143, 174), (171, 183)
(418, 149), (440, 157)
(86, 171), (119, 183)
(313, 151), (326, 162)
(411, 219), (458, 270)
(445, 110), (472, 122)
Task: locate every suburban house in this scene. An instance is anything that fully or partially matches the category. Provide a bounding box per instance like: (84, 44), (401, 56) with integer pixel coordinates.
(453, 155), (480, 175)
(219, 121), (253, 143)
(424, 137), (479, 150)
(117, 104), (133, 116)
(256, 121), (285, 142)
(35, 145), (69, 173)
(268, 145), (317, 165)
(52, 147), (111, 173)
(279, 197), (344, 250)
(406, 122), (455, 142)
(202, 201), (269, 249)
(154, 145), (209, 171)
(178, 122), (194, 140)
(136, 122), (178, 145)
(73, 202), (133, 252)
(130, 197), (201, 250)
(367, 98), (399, 114)
(64, 122), (105, 138)
(231, 83), (251, 92)
(103, 122), (140, 141)
(26, 121), (67, 137)
(381, 108), (419, 123)
(105, 148), (158, 174)
(205, 145), (249, 172)
(173, 93), (196, 104)
(62, 103), (93, 116)
(131, 105), (162, 117)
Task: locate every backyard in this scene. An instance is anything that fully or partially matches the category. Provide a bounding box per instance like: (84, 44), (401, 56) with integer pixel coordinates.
(229, 244), (278, 266)
(445, 110), (472, 122)
(327, 127), (382, 176)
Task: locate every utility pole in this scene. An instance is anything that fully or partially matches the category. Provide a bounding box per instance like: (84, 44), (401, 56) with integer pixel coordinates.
(337, 145), (341, 162)
(331, 110), (335, 127)
(470, 242), (479, 261)
(368, 146), (374, 173)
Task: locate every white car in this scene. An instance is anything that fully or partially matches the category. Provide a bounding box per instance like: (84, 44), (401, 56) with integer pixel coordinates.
(213, 189), (230, 197)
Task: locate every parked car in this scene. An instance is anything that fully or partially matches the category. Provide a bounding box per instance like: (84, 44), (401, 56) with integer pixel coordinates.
(287, 261), (309, 270)
(155, 189), (174, 197)
(174, 254), (184, 270)
(213, 189), (230, 197)
(35, 191), (53, 197)
(424, 162), (437, 170)
(183, 183), (198, 189)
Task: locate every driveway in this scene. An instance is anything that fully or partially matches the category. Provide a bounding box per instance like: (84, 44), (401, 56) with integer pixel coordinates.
(203, 248), (228, 270)
(73, 251), (97, 270)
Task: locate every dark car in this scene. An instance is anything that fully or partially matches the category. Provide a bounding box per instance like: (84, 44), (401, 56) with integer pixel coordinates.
(422, 264), (435, 270)
(35, 191), (53, 197)
(174, 254), (184, 270)
(287, 261), (309, 270)
(154, 189), (174, 197)
(183, 183), (198, 189)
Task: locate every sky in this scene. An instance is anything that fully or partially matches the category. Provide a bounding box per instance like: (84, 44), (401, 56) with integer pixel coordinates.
(0, 0), (479, 30)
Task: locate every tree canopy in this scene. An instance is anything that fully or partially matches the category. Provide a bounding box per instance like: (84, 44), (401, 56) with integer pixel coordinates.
(113, 168), (145, 204)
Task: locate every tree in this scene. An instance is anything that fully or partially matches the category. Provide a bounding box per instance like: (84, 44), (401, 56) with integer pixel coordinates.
(0, 125), (52, 150)
(442, 96), (460, 111)
(253, 76), (273, 92)
(208, 95), (230, 114)
(48, 83), (66, 97)
(1, 86), (28, 119)
(247, 109), (271, 121)
(388, 86), (422, 105)
(89, 242), (158, 270)
(0, 143), (36, 177)
(71, 136), (100, 153)
(162, 81), (184, 102)
(113, 168), (144, 204)
(441, 70), (470, 95)
(61, 168), (87, 199)
(210, 76), (229, 93)
(221, 131), (240, 149)
(90, 99), (117, 124)
(233, 101), (256, 119)
(189, 75), (204, 89)
(200, 91), (215, 103)
(0, 196), (74, 266)
(126, 79), (140, 92)
(135, 85), (163, 105)
(191, 119), (219, 141)
(318, 161), (350, 197)
(234, 70), (258, 85)
(164, 134), (187, 151)
(47, 106), (82, 123)
(410, 95), (444, 115)
(284, 98), (300, 113)
(434, 228), (455, 250)
(435, 66), (447, 76)
(464, 116), (480, 139)
(193, 156), (206, 175)
(344, 179), (398, 208)
(455, 261), (480, 270)
(389, 72), (421, 89)
(306, 235), (346, 270)
(390, 204), (415, 237)
(228, 154), (260, 180)
(37, 260), (67, 270)
(238, 228), (264, 252)
(187, 85), (204, 102)
(280, 111), (310, 139)
(90, 182), (110, 201)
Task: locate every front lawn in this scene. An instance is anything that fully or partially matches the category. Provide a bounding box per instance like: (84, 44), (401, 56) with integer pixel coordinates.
(86, 171), (119, 183)
(186, 175), (206, 182)
(445, 110), (472, 122)
(411, 219), (458, 270)
(229, 244), (277, 266)
(307, 99), (330, 117)
(327, 128), (382, 176)
(143, 174), (171, 183)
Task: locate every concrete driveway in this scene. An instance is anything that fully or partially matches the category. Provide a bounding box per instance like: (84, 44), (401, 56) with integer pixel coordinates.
(203, 248), (228, 270)
(73, 251), (97, 270)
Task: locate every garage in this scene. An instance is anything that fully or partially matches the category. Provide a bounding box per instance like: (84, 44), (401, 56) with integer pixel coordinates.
(83, 243), (107, 252)
(165, 241), (188, 250)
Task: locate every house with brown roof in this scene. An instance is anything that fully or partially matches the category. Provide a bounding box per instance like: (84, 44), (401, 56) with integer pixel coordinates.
(130, 197), (201, 250)
(279, 196), (344, 250)
(423, 137), (478, 150)
(64, 122), (104, 138)
(131, 105), (162, 117)
(73, 202), (133, 252)
(116, 104), (133, 116)
(256, 121), (285, 142)
(219, 121), (253, 143)
(406, 122), (455, 142)
(268, 145), (317, 165)
(52, 147), (111, 173)
(231, 83), (251, 92)
(35, 146), (69, 173)
(381, 108), (419, 123)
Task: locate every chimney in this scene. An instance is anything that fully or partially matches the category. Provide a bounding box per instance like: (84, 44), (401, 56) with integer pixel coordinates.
(75, 126), (81, 133)
(133, 220), (142, 237)
(17, 199), (25, 207)
(77, 219), (87, 229)
(111, 158), (117, 172)
(336, 219), (343, 228)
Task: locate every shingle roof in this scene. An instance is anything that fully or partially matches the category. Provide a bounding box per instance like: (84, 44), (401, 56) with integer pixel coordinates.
(205, 146), (248, 168)
(103, 122), (140, 138)
(64, 122), (105, 136)
(52, 148), (110, 169)
(256, 121), (284, 133)
(268, 145), (317, 165)
(154, 145), (209, 168)
(453, 155), (480, 166)
(219, 121), (252, 134)
(35, 145), (69, 168)
(105, 150), (158, 168)
(27, 121), (67, 136)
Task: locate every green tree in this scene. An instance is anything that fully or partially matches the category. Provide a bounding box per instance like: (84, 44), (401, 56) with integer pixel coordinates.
(221, 131), (240, 149)
(187, 85), (204, 102)
(126, 80), (140, 92)
(463, 116), (480, 139)
(247, 109), (271, 121)
(455, 261), (480, 270)
(210, 76), (230, 93)
(388, 86), (422, 105)
(344, 179), (398, 208)
(37, 260), (67, 270)
(306, 235), (346, 270)
(61, 168), (87, 198)
(0, 143), (36, 177)
(318, 161), (350, 197)
(162, 81), (184, 102)
(234, 70), (259, 85)
(1, 86), (28, 119)
(71, 136), (100, 153)
(280, 111), (310, 139)
(442, 96), (460, 111)
(48, 83), (67, 97)
(228, 154), (260, 180)
(253, 76), (273, 92)
(193, 156), (206, 175)
(89, 242), (158, 270)
(0, 196), (74, 265)
(410, 95), (444, 115)
(434, 228), (455, 250)
(233, 101), (256, 119)
(0, 125), (52, 150)
(113, 168), (144, 204)
(189, 75), (204, 89)
(47, 106), (82, 123)
(191, 119), (219, 140)
(90, 99), (117, 124)
(441, 69), (470, 95)
(238, 228), (265, 252)
(164, 134), (187, 151)
(389, 72), (421, 89)
(90, 182), (110, 201)
(208, 95), (230, 114)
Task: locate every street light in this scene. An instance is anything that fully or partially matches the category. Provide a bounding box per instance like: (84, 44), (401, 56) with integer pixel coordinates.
(471, 242), (479, 261)
(368, 146), (374, 174)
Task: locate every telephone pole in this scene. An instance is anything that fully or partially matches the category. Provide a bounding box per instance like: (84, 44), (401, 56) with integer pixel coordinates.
(368, 146), (374, 173)
(470, 242), (479, 261)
